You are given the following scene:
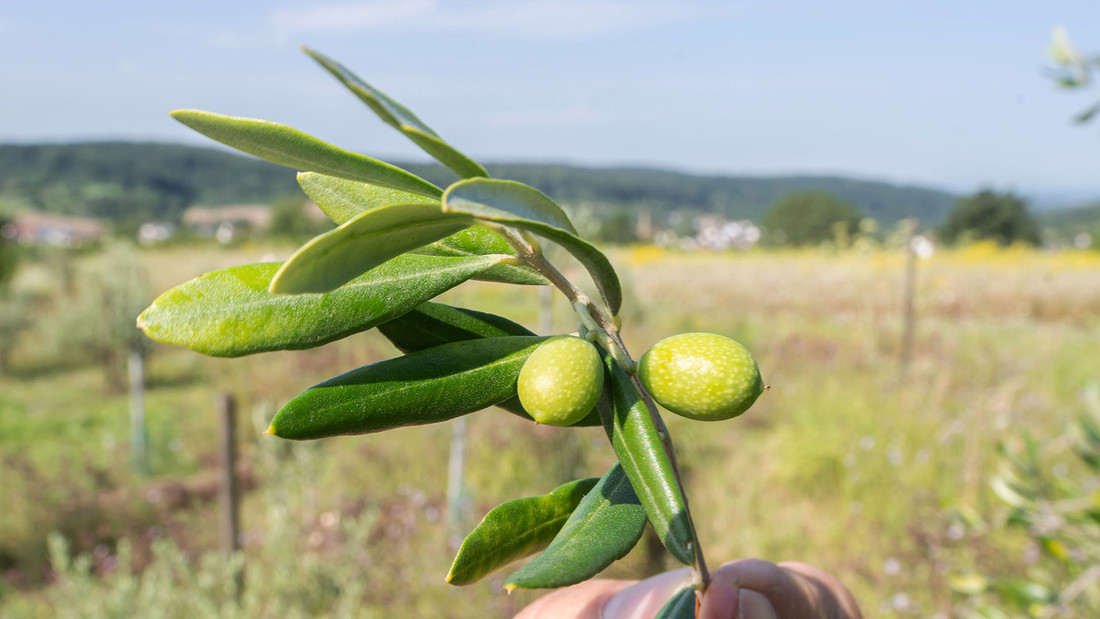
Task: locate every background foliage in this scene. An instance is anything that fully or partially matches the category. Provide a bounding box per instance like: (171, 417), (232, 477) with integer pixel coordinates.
(938, 190), (1042, 247)
(0, 143), (957, 228)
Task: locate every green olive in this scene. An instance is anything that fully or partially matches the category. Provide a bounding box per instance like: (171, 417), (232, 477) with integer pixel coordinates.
(518, 336), (603, 426)
(638, 333), (763, 421)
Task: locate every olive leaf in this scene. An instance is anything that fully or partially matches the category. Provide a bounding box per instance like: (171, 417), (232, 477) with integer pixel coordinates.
(598, 354), (695, 566)
(413, 226), (547, 286)
(504, 463), (646, 590)
(298, 171), (438, 225)
(269, 203), (475, 294)
(269, 336), (548, 440)
(447, 477), (599, 586)
(377, 303), (601, 427)
(138, 254), (504, 357)
(304, 47), (488, 179)
(379, 302), (535, 353)
(295, 173), (544, 286)
(443, 178), (576, 233)
(170, 109), (442, 198)
(443, 178), (623, 314)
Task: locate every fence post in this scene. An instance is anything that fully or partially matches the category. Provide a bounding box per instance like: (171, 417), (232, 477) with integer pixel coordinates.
(217, 393), (240, 553)
(901, 222), (918, 370)
(128, 348), (149, 476)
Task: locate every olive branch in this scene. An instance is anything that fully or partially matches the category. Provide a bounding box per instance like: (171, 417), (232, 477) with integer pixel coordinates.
(139, 47), (763, 615)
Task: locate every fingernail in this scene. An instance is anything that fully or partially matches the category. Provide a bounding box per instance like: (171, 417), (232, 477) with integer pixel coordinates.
(738, 589), (777, 619)
(603, 567), (693, 619)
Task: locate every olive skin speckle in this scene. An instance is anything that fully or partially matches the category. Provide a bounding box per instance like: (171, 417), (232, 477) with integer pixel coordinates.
(638, 332), (763, 421)
(518, 336), (603, 426)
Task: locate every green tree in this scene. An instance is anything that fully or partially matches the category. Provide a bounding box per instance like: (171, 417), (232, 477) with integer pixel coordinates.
(269, 196), (331, 239)
(938, 190), (1040, 247)
(762, 191), (862, 246)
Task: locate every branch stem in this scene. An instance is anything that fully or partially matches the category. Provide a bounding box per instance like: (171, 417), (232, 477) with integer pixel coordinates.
(489, 221), (712, 590)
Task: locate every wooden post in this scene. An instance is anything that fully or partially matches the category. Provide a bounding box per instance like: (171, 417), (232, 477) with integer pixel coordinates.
(128, 348), (149, 476)
(901, 224), (918, 370)
(217, 393), (240, 553)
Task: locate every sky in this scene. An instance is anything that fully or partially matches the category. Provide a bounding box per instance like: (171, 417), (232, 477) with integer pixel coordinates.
(3, 1), (1100, 201)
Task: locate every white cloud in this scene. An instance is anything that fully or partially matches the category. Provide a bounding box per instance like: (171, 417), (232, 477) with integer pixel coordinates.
(269, 0), (726, 39)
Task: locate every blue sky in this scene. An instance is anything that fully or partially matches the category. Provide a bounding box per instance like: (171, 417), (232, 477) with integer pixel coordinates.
(3, 1), (1100, 199)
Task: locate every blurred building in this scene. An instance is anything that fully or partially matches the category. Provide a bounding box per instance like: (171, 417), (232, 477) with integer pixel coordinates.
(1, 211), (104, 246)
(182, 204), (272, 243)
(654, 215), (761, 251)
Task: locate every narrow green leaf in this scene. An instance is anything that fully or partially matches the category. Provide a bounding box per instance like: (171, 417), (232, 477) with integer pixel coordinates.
(377, 303), (601, 427)
(994, 579), (1055, 605)
(444, 178), (576, 233)
(170, 109), (442, 198)
(504, 463), (646, 590)
(991, 476), (1034, 509)
(443, 179), (623, 314)
(296, 172), (542, 285)
(138, 254), (502, 357)
(655, 587), (697, 619)
(415, 226), (547, 286)
(598, 354), (695, 565)
(1075, 101), (1100, 124)
(379, 302), (535, 353)
(304, 47), (488, 179)
(298, 172), (438, 225)
(270, 203), (474, 294)
(949, 574), (988, 595)
(447, 477), (599, 586)
(270, 336), (547, 440)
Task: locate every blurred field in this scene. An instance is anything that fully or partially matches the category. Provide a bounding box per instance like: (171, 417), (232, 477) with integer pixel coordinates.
(1, 242), (1098, 617)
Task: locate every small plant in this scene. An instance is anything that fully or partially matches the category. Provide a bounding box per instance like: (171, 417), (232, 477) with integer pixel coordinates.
(139, 48), (765, 611)
(953, 384), (1100, 617)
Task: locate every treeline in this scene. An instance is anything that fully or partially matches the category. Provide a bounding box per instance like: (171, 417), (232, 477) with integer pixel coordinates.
(0, 142), (958, 226)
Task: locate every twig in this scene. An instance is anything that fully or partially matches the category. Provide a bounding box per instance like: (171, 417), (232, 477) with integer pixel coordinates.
(490, 221), (712, 590)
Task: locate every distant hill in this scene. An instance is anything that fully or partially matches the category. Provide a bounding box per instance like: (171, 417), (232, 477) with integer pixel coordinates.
(0, 142), (959, 227)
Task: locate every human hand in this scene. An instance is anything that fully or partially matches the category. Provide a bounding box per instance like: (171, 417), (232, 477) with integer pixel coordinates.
(515, 559), (863, 619)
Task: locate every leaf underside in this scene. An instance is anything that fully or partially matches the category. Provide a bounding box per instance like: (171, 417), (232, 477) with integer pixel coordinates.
(270, 202), (474, 294)
(298, 171), (438, 225)
(297, 173), (544, 286)
(443, 178), (623, 314)
(138, 254), (503, 357)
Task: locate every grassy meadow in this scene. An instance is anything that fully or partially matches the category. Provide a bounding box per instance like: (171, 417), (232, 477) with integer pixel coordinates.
(1, 241), (1098, 617)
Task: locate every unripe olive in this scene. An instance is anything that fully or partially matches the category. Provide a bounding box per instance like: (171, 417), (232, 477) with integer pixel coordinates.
(638, 333), (763, 421)
(518, 336), (603, 426)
